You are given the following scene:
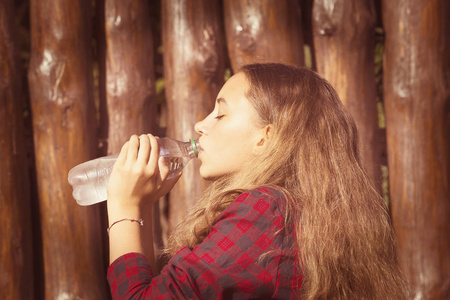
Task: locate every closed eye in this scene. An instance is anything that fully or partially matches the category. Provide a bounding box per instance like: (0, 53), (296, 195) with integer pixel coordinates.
(215, 115), (224, 120)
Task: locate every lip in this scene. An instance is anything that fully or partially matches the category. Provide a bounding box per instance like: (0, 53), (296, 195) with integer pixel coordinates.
(197, 139), (204, 156)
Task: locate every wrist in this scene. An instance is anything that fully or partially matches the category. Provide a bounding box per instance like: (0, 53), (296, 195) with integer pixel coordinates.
(107, 201), (142, 225)
(107, 218), (144, 235)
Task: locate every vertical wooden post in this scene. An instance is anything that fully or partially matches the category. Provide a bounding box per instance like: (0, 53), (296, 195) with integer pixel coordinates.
(27, 0), (107, 298)
(383, 0), (450, 298)
(312, 0), (382, 189)
(102, 0), (159, 267)
(0, 1), (34, 299)
(223, 0), (305, 72)
(103, 0), (158, 154)
(162, 0), (225, 230)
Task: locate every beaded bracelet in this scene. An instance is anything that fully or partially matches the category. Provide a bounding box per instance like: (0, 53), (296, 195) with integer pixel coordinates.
(107, 218), (144, 235)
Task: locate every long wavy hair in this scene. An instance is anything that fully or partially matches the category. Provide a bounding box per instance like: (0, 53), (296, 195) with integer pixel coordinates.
(166, 63), (408, 299)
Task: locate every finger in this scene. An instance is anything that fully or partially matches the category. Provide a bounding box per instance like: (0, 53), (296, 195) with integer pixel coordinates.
(126, 135), (139, 165)
(167, 170), (183, 184)
(156, 170), (182, 199)
(137, 134), (150, 166)
(158, 156), (170, 182)
(153, 156), (167, 191)
(116, 141), (129, 165)
(147, 134), (160, 172)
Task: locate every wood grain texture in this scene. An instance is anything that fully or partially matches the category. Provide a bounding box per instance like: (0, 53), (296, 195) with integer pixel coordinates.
(224, 0), (305, 71)
(313, 0), (383, 190)
(0, 0), (34, 298)
(383, 0), (450, 298)
(103, 0), (158, 154)
(27, 0), (107, 298)
(162, 0), (225, 230)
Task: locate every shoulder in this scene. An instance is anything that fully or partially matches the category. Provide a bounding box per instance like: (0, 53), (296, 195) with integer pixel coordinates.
(234, 185), (288, 214)
(236, 186), (287, 207)
(213, 186), (288, 228)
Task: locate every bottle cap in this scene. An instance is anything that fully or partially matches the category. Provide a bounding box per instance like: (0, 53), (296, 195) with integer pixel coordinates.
(190, 139), (199, 157)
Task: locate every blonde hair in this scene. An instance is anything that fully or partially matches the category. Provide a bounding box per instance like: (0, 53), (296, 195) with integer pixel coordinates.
(166, 63), (408, 299)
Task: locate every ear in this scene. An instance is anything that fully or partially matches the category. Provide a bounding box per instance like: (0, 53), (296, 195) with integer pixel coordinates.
(253, 124), (272, 155)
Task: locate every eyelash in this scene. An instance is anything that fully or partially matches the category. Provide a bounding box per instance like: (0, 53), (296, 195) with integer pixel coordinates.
(215, 115), (224, 120)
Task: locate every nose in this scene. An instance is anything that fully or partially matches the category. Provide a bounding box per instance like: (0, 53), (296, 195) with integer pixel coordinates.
(195, 118), (206, 135)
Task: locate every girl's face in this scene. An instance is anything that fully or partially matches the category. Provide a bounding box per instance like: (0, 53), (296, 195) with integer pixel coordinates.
(195, 73), (266, 180)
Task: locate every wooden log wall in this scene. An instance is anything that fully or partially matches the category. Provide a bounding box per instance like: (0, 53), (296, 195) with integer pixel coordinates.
(27, 0), (107, 298)
(1, 0), (448, 298)
(383, 0), (450, 298)
(0, 1), (34, 299)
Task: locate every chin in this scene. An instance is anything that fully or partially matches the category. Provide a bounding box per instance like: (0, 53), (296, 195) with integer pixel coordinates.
(198, 166), (211, 180)
(199, 166), (223, 181)
(199, 170), (215, 181)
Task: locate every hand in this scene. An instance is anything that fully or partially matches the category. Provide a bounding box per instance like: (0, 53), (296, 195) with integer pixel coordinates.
(106, 134), (181, 212)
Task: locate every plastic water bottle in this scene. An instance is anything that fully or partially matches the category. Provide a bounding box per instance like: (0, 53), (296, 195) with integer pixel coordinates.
(68, 138), (200, 206)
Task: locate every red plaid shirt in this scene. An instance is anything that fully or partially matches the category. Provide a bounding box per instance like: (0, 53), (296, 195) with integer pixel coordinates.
(107, 186), (301, 299)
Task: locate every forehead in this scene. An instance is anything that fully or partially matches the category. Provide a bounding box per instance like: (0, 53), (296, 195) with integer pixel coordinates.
(215, 73), (262, 125)
(216, 73), (250, 105)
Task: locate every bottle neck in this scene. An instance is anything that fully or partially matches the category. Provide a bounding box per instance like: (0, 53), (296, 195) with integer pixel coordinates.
(185, 139), (200, 158)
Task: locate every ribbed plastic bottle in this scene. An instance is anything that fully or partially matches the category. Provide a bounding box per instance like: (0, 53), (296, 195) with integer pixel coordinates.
(68, 138), (200, 206)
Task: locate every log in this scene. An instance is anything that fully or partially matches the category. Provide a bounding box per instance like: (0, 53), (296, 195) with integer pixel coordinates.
(162, 0), (225, 230)
(103, 0), (158, 154)
(102, 0), (159, 268)
(0, 0), (34, 298)
(383, 0), (450, 298)
(27, 0), (108, 298)
(223, 0), (305, 71)
(312, 0), (383, 189)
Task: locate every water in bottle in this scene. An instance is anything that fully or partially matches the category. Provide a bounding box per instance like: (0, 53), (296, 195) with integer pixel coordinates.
(68, 137), (200, 206)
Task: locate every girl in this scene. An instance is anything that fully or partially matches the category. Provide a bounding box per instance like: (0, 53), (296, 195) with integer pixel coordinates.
(106, 63), (408, 299)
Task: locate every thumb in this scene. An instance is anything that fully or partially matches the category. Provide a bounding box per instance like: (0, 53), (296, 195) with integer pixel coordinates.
(153, 157), (182, 199)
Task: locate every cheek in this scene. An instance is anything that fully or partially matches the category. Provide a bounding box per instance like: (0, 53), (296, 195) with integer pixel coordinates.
(212, 125), (253, 155)
(200, 115), (260, 177)
(211, 129), (256, 169)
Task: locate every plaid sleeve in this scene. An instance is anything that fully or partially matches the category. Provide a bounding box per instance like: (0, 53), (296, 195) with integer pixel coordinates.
(107, 186), (301, 299)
